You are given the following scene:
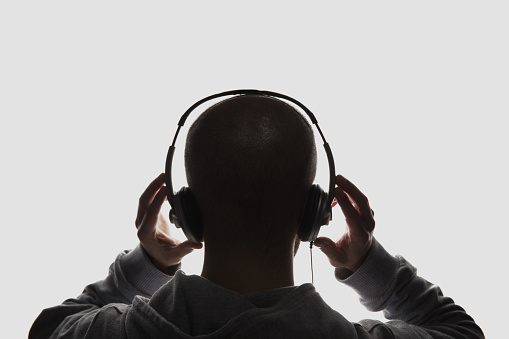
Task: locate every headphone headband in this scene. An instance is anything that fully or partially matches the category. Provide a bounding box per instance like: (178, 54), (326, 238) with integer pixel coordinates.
(165, 89), (336, 237)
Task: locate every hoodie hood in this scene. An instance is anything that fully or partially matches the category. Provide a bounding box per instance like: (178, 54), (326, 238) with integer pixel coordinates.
(124, 270), (354, 338)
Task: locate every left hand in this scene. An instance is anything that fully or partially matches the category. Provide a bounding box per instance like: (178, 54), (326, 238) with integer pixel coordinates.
(314, 175), (374, 273)
(135, 173), (202, 273)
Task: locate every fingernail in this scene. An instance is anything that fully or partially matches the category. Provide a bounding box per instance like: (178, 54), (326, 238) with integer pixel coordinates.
(314, 241), (326, 248)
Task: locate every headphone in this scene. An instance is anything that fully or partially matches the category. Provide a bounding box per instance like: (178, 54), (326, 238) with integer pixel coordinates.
(165, 89), (336, 243)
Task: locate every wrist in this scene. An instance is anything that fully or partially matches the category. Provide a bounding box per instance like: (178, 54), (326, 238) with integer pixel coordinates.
(335, 238), (403, 303)
(349, 248), (372, 272)
(148, 253), (182, 275)
(121, 244), (173, 297)
(140, 243), (182, 275)
(164, 263), (182, 275)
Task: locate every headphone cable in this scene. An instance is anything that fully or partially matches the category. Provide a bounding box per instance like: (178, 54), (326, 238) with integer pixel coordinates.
(310, 241), (314, 285)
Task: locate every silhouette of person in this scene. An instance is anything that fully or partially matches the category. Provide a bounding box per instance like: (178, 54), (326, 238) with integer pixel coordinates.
(29, 94), (484, 338)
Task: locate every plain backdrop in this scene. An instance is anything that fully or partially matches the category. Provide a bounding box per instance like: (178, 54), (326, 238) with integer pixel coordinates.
(1, 1), (507, 338)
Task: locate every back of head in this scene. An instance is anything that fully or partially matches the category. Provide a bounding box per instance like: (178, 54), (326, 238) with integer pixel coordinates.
(184, 95), (317, 251)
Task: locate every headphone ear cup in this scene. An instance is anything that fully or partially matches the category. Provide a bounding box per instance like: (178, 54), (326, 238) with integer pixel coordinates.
(171, 187), (204, 243)
(298, 184), (329, 242)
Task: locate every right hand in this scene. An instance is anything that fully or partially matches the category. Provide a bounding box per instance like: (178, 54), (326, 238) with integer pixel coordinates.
(314, 175), (375, 273)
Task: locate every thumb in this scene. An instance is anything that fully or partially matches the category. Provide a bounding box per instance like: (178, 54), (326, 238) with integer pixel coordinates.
(313, 237), (337, 253)
(314, 237), (348, 269)
(175, 240), (203, 256)
(184, 240), (203, 250)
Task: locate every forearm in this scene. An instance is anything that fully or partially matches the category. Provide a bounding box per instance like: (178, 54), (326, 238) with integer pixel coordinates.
(29, 244), (174, 338)
(69, 244), (173, 305)
(337, 238), (484, 338)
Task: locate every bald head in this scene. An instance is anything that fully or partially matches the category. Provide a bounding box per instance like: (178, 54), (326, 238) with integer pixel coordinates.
(184, 95), (317, 250)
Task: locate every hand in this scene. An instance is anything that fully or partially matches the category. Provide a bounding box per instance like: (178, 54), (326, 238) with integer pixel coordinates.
(135, 173), (202, 273)
(314, 175), (375, 273)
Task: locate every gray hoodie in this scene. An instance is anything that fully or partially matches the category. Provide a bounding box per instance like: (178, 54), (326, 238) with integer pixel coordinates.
(29, 239), (484, 338)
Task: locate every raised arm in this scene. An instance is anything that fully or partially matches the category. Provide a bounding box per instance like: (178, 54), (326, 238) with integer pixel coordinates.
(314, 175), (484, 338)
(29, 173), (201, 339)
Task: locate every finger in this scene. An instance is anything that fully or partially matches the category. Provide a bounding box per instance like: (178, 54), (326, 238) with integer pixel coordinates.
(137, 185), (167, 236)
(334, 186), (360, 221)
(335, 175), (372, 219)
(335, 186), (373, 237)
(136, 173), (165, 227)
(145, 185), (167, 223)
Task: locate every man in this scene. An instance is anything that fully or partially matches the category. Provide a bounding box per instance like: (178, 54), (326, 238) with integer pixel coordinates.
(29, 95), (484, 338)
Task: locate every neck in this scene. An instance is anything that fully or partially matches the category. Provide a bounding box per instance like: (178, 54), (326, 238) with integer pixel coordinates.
(201, 242), (295, 294)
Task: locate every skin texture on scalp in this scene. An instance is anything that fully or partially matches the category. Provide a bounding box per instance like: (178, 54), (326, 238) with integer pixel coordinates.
(184, 95), (317, 255)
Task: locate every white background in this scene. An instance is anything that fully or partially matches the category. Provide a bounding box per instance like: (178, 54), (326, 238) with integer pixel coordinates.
(1, 1), (507, 338)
